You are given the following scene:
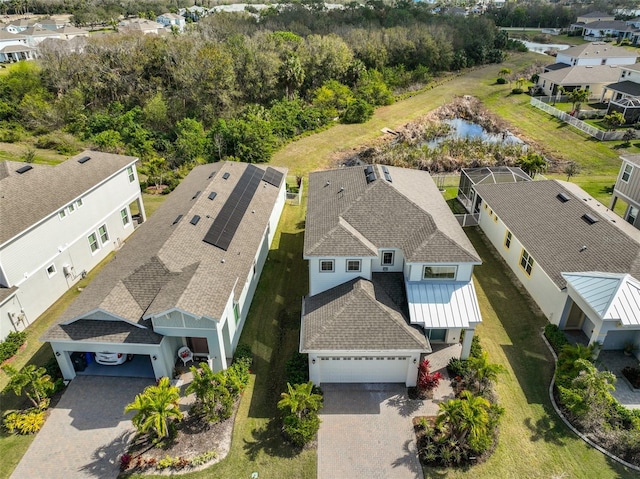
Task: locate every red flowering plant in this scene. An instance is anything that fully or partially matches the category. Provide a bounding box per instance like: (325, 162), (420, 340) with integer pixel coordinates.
(417, 358), (442, 399)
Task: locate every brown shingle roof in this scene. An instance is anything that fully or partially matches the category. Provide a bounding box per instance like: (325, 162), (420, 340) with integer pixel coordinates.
(0, 151), (137, 245)
(304, 165), (480, 263)
(301, 274), (430, 351)
(474, 180), (640, 287)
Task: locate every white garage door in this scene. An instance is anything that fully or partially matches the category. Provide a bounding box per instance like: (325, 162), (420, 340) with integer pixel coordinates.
(318, 356), (409, 383)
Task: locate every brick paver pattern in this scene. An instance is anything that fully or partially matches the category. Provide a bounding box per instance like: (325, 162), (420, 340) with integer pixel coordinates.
(11, 376), (152, 479)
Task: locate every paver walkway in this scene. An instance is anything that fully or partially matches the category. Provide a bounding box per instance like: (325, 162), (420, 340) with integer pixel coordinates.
(319, 381), (453, 479)
(11, 376), (152, 479)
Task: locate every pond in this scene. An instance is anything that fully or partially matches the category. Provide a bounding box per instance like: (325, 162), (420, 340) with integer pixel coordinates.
(520, 40), (571, 55)
(425, 119), (523, 149)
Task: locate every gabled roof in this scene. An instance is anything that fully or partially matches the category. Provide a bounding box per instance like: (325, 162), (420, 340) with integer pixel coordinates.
(0, 44), (35, 53)
(621, 154), (640, 168)
(583, 20), (636, 31)
(603, 80), (640, 97)
(43, 161), (286, 343)
(563, 272), (640, 326)
(558, 42), (638, 60)
(539, 65), (621, 85)
(301, 275), (430, 352)
(0, 151), (137, 245)
(21, 26), (60, 37)
(304, 165), (480, 263)
(474, 180), (640, 288)
(0, 30), (26, 41)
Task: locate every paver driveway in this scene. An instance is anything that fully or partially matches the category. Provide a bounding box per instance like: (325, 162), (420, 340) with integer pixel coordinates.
(318, 383), (444, 479)
(11, 375), (153, 479)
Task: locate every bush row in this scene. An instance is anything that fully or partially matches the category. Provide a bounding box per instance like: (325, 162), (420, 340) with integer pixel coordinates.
(0, 331), (27, 363)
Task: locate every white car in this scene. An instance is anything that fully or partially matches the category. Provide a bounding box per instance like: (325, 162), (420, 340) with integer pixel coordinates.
(94, 352), (133, 365)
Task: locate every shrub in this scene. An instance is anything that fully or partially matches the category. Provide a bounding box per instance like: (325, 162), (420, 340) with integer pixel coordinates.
(544, 324), (569, 353)
(3, 409), (45, 434)
(417, 359), (442, 397)
(282, 412), (320, 447)
(511, 88), (524, 94)
(470, 335), (483, 359)
(496, 77), (507, 84)
(232, 343), (253, 365)
(190, 450), (217, 466)
(0, 330), (27, 362)
(447, 357), (469, 377)
(0, 125), (24, 143)
(285, 352), (309, 385)
(119, 454), (132, 472)
(34, 131), (81, 155)
(341, 99), (374, 124)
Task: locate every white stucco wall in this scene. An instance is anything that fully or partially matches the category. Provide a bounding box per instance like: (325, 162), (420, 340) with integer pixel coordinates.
(477, 207), (566, 324)
(0, 164), (143, 339)
(405, 263), (474, 282)
(307, 257), (373, 296)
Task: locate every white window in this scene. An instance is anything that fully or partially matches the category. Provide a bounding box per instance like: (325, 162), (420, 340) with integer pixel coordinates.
(76, 198), (83, 208)
(58, 209), (66, 219)
(121, 208), (130, 226)
(127, 166), (135, 182)
(381, 251), (394, 266)
(68, 202), (75, 213)
(505, 231), (512, 249)
(622, 164), (633, 182)
(320, 260), (334, 272)
(346, 260), (361, 272)
(88, 233), (99, 253)
(98, 224), (109, 244)
(520, 249), (534, 276)
(423, 266), (457, 280)
(46, 264), (56, 277)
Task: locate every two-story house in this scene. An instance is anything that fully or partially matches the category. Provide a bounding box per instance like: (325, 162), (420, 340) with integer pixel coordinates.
(43, 161), (286, 381)
(0, 151), (145, 340)
(474, 180), (640, 356)
(156, 13), (186, 32)
(610, 154), (640, 230)
(0, 30), (36, 62)
(300, 165), (483, 386)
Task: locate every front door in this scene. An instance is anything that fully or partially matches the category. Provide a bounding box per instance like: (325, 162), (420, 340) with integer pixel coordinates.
(565, 302), (584, 330)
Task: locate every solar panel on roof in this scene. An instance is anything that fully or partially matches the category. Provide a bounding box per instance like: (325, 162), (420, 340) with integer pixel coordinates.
(190, 215), (201, 225)
(16, 165), (33, 174)
(208, 192), (217, 200)
(365, 171), (376, 184)
(364, 165), (374, 175)
(222, 172), (230, 180)
(262, 167), (284, 187)
(192, 191), (201, 200)
(382, 166), (392, 182)
(77, 156), (91, 164)
(203, 164), (264, 251)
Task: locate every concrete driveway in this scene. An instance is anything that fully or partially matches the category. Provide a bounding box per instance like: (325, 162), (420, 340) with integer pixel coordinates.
(10, 376), (153, 479)
(318, 383), (443, 479)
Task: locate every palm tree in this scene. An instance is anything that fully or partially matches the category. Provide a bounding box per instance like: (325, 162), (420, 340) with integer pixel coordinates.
(277, 381), (323, 419)
(466, 351), (507, 394)
(124, 377), (183, 440)
(2, 364), (55, 409)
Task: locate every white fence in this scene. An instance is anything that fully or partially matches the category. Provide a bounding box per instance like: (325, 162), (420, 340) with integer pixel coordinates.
(530, 97), (626, 141)
(286, 176), (303, 205)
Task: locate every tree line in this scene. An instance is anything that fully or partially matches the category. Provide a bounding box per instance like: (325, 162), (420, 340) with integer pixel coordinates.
(1, 4), (519, 179)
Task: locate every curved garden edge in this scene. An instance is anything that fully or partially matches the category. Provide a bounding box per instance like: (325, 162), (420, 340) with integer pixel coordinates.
(540, 330), (640, 472)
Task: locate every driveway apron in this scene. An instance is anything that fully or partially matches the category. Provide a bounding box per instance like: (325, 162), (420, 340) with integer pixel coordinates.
(10, 376), (153, 479)
(319, 383), (442, 479)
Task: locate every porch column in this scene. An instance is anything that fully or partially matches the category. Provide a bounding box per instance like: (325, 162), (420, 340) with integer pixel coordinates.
(557, 297), (573, 330)
(136, 195), (147, 223)
(55, 350), (76, 381)
(589, 319), (606, 354)
(610, 194), (618, 210)
(461, 328), (475, 359)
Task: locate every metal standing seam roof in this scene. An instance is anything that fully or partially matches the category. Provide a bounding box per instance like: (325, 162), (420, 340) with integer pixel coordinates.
(301, 276), (430, 352)
(304, 165), (480, 264)
(562, 272), (640, 326)
(474, 180), (640, 289)
(42, 161), (287, 344)
(405, 280), (482, 328)
(0, 151), (138, 246)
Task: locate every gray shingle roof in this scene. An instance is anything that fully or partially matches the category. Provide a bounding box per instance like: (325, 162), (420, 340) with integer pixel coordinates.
(304, 165), (480, 263)
(0, 151), (137, 245)
(560, 42), (637, 59)
(57, 319), (163, 344)
(301, 274), (430, 352)
(43, 161), (286, 343)
(474, 180), (640, 287)
(621, 154), (640, 168)
(604, 80), (640, 97)
(539, 65), (621, 85)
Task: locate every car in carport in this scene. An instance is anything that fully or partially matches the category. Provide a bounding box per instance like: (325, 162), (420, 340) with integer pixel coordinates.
(94, 352), (133, 365)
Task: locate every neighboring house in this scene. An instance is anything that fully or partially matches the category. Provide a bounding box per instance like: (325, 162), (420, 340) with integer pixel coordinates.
(473, 180), (640, 355)
(118, 19), (165, 34)
(0, 151), (145, 341)
(43, 161), (287, 381)
(3, 20), (32, 34)
(536, 65), (622, 97)
(601, 64), (640, 122)
(457, 166), (532, 214)
(55, 25), (89, 40)
(0, 31), (35, 62)
(610, 154), (640, 230)
(555, 42), (638, 67)
(156, 13), (186, 32)
(301, 165), (483, 386)
(21, 26), (61, 46)
(581, 20), (637, 41)
(35, 17), (68, 30)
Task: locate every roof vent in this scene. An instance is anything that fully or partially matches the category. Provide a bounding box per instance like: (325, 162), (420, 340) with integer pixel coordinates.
(208, 171), (216, 179)
(582, 213), (599, 224)
(172, 214), (183, 225)
(222, 172), (230, 180)
(192, 190), (201, 200)
(190, 215), (201, 225)
(364, 165), (376, 184)
(382, 165), (392, 182)
(208, 191), (217, 200)
(16, 165), (33, 174)
(77, 156), (91, 164)
(557, 192), (570, 203)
